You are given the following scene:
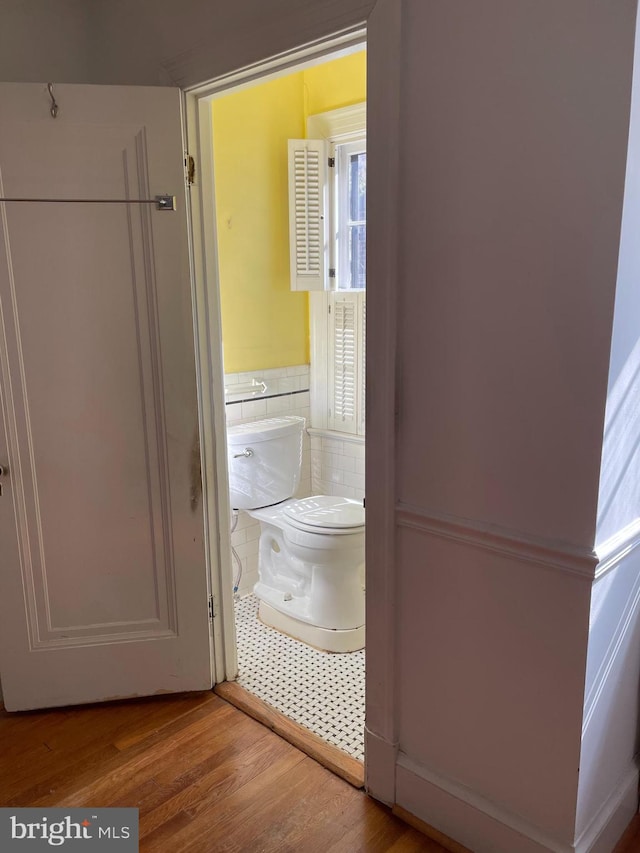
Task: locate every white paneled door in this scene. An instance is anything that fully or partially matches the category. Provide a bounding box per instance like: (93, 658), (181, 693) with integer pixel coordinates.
(0, 84), (213, 710)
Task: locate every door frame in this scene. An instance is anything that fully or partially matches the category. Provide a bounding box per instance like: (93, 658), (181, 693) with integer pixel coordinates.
(183, 28), (367, 684)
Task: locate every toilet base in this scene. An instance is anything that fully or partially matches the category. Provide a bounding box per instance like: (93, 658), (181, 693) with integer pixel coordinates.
(258, 601), (365, 653)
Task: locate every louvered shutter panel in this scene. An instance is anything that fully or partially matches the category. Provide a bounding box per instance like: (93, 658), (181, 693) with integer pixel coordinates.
(328, 292), (359, 433)
(288, 139), (328, 291)
(358, 295), (366, 435)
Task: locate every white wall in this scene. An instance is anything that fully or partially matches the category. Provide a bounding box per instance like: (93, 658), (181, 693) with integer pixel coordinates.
(577, 7), (640, 847)
(576, 554), (640, 850)
(0, 0), (92, 82)
(2, 0), (372, 87)
(366, 1), (637, 851)
(310, 432), (365, 503)
(87, 0), (373, 87)
(596, 4), (640, 548)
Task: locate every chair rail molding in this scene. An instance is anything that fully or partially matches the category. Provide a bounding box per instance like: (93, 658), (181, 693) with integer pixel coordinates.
(594, 517), (640, 581)
(396, 503), (599, 581)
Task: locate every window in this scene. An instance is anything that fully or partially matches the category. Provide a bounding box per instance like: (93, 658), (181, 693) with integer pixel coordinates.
(328, 290), (366, 435)
(288, 103), (366, 436)
(337, 141), (367, 291)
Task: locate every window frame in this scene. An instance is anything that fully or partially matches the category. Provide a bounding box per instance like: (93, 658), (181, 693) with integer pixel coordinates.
(336, 139), (367, 292)
(306, 103), (366, 436)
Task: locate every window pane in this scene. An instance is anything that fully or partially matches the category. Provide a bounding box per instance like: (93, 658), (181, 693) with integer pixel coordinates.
(349, 153), (367, 222)
(349, 225), (367, 290)
(345, 151), (366, 289)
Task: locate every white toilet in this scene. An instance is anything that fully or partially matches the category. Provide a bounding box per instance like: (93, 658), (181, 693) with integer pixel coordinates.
(227, 416), (365, 652)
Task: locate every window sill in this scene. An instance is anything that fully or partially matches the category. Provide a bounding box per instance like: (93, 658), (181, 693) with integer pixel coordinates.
(307, 427), (365, 445)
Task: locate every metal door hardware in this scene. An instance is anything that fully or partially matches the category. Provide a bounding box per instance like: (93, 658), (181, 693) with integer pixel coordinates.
(0, 195), (176, 210)
(233, 448), (254, 459)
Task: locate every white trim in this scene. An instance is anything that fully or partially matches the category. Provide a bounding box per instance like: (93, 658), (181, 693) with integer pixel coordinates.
(582, 567), (640, 734)
(594, 517), (640, 580)
(396, 503), (599, 580)
(309, 293), (329, 430)
(574, 764), (638, 853)
(396, 754), (570, 853)
(185, 28), (367, 99)
(396, 754), (638, 853)
(307, 103), (366, 429)
(307, 102), (367, 142)
(307, 426), (365, 445)
(364, 727), (397, 805)
(337, 139), (367, 291)
(184, 92), (237, 682)
(364, 0), (401, 752)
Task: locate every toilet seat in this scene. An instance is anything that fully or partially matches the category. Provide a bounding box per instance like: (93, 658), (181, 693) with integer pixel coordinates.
(283, 495), (365, 535)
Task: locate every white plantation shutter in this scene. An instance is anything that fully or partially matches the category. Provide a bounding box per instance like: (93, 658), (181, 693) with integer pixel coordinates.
(358, 295), (366, 435)
(288, 139), (328, 291)
(328, 292), (362, 434)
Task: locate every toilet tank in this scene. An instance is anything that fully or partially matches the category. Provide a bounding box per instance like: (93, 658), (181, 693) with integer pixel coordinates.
(227, 416), (305, 510)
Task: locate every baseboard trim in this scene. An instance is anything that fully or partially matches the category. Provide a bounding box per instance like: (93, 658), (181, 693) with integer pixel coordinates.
(394, 754), (638, 853)
(574, 764), (638, 853)
(395, 754), (571, 853)
(214, 681), (364, 788)
(364, 726), (397, 805)
(396, 503), (598, 581)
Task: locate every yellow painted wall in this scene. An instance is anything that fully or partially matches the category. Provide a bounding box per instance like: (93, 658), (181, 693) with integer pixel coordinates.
(212, 50), (366, 374)
(303, 50), (367, 117)
(212, 73), (307, 373)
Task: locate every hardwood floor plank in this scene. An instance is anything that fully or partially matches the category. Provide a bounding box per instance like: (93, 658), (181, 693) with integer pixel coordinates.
(5, 694), (221, 807)
(324, 798), (429, 853)
(52, 700), (238, 807)
(6, 744), (123, 807)
(140, 744), (307, 851)
(223, 760), (362, 852)
(180, 757), (331, 853)
(616, 816), (640, 853)
(387, 832), (450, 852)
(392, 806), (474, 853)
(112, 691), (218, 750)
(2, 691), (637, 853)
(215, 681), (365, 787)
(138, 728), (290, 837)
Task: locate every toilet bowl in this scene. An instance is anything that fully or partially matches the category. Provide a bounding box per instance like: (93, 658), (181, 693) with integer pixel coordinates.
(227, 417), (365, 652)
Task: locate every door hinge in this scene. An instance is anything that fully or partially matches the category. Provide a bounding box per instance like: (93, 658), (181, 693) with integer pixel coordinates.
(329, 268), (336, 278)
(328, 157), (335, 167)
(208, 594), (215, 621)
(185, 154), (196, 186)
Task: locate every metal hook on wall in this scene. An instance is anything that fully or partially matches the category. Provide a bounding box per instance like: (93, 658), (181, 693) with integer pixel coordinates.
(47, 83), (59, 119)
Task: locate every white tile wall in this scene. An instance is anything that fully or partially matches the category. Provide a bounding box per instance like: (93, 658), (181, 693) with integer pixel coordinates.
(225, 365), (311, 597)
(309, 429), (366, 503)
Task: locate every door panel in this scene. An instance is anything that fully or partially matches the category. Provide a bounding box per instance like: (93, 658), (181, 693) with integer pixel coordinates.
(0, 84), (212, 710)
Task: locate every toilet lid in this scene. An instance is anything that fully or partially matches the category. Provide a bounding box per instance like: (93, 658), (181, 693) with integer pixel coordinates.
(283, 496), (365, 530)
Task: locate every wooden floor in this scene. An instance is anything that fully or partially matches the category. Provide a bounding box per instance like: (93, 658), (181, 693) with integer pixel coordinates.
(3, 690), (640, 852)
(0, 690), (439, 852)
(617, 817), (640, 853)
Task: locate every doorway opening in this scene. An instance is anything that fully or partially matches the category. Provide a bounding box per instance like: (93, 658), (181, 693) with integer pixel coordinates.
(189, 38), (367, 781)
